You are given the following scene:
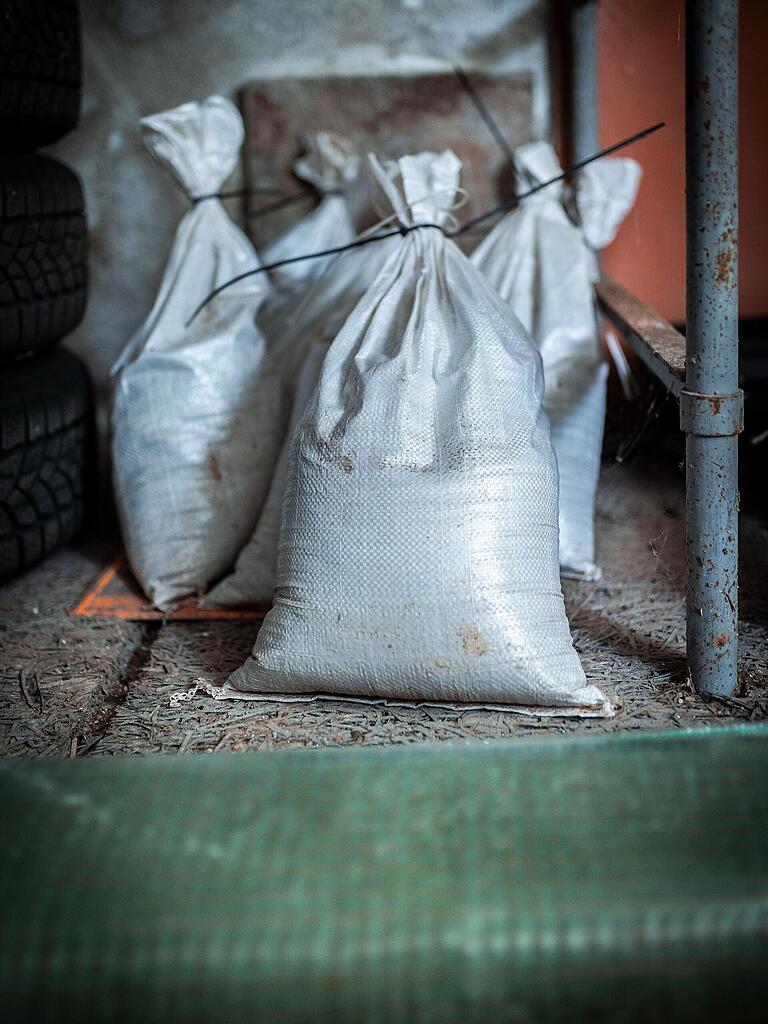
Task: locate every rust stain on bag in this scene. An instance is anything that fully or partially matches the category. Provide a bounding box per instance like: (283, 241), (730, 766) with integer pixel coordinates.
(459, 625), (487, 656)
(207, 452), (223, 482)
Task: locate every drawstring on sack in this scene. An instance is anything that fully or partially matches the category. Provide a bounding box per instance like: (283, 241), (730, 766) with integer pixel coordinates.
(364, 184), (471, 238)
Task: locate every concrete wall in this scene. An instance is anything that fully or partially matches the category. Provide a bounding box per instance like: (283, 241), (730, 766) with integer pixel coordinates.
(51, 0), (550, 408)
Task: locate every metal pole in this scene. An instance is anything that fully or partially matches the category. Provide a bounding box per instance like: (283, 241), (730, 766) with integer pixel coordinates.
(570, 0), (599, 163)
(683, 0), (742, 696)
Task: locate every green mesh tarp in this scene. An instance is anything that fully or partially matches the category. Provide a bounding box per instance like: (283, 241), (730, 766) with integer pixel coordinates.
(1, 725), (768, 1022)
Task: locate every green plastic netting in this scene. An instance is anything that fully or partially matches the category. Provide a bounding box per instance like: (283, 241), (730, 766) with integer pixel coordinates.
(1, 725), (767, 1022)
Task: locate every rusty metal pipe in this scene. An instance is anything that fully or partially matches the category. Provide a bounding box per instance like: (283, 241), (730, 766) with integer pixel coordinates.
(683, 0), (742, 695)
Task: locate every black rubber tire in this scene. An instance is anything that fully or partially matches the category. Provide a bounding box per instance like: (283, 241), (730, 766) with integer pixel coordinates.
(0, 0), (81, 151)
(0, 347), (92, 580)
(0, 154), (87, 363)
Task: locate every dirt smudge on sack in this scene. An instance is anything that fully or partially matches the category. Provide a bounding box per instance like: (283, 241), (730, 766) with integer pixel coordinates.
(459, 625), (487, 656)
(207, 452), (222, 482)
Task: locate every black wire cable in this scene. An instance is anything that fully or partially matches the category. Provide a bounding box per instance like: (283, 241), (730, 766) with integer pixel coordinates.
(452, 64), (517, 174)
(191, 186), (340, 208)
(244, 190), (316, 221)
(191, 186), (288, 203)
(458, 121), (663, 236)
(190, 187), (316, 219)
(185, 228), (406, 325)
(186, 121), (664, 326)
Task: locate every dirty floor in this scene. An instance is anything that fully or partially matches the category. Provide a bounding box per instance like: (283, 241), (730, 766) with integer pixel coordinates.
(2, 440), (767, 757)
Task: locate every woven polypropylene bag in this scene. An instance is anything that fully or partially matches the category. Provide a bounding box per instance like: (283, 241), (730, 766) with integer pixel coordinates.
(472, 142), (641, 580)
(111, 96), (280, 610)
(225, 150), (606, 712)
(262, 131), (359, 287)
(257, 132), (362, 385)
(205, 228), (399, 607)
(205, 342), (328, 607)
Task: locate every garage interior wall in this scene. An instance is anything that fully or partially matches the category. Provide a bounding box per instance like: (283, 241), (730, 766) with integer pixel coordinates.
(50, 0), (767, 420)
(48, 0), (550, 413)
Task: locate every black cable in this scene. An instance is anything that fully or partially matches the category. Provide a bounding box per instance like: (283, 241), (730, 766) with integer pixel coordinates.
(191, 186), (338, 207)
(190, 186), (289, 203)
(186, 121), (664, 327)
(244, 191), (316, 221)
(186, 228), (406, 325)
(456, 121), (664, 236)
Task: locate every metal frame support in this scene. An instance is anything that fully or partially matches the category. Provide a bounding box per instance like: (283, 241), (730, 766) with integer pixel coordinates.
(684, 0), (741, 696)
(574, 1), (742, 696)
(570, 0), (599, 163)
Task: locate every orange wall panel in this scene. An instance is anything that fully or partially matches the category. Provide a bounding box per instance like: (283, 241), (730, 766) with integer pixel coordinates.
(598, 0), (767, 323)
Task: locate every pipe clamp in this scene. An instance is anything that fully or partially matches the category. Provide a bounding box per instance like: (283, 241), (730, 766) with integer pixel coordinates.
(679, 388), (744, 437)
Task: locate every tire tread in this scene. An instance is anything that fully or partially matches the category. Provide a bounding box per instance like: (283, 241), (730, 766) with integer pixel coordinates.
(0, 0), (81, 150)
(0, 154), (87, 362)
(0, 348), (91, 579)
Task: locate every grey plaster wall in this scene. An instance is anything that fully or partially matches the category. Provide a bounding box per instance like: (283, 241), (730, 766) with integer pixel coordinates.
(50, 0), (550, 411)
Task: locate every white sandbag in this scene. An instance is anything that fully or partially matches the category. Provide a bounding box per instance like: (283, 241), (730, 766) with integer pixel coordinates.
(112, 96), (280, 610)
(209, 171), (398, 612)
(472, 142), (641, 579)
(204, 229), (399, 607)
(262, 131), (359, 286)
(205, 341), (327, 606)
(256, 132), (362, 384)
(576, 157), (643, 251)
(225, 149), (607, 713)
(272, 226), (401, 387)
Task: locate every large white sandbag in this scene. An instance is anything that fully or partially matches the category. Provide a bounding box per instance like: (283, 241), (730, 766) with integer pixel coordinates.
(112, 96), (280, 610)
(205, 224), (400, 609)
(576, 157), (643, 251)
(208, 161), (399, 613)
(472, 142), (641, 580)
(208, 154), (400, 612)
(262, 131), (359, 286)
(256, 131), (364, 389)
(225, 150), (607, 713)
(204, 341), (328, 607)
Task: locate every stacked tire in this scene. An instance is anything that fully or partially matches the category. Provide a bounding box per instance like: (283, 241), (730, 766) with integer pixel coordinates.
(0, 0), (93, 580)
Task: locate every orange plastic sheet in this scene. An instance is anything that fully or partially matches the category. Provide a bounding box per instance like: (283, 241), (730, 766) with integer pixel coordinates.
(71, 557), (268, 621)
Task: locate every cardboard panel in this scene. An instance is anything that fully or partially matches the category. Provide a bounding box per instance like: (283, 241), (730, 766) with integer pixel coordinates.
(239, 71), (533, 248)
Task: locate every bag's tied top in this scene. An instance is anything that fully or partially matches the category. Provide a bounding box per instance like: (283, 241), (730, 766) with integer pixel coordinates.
(368, 149), (463, 229)
(513, 140), (641, 248)
(141, 95), (244, 198)
(514, 141), (566, 203)
(575, 158), (642, 250)
(293, 131), (360, 194)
